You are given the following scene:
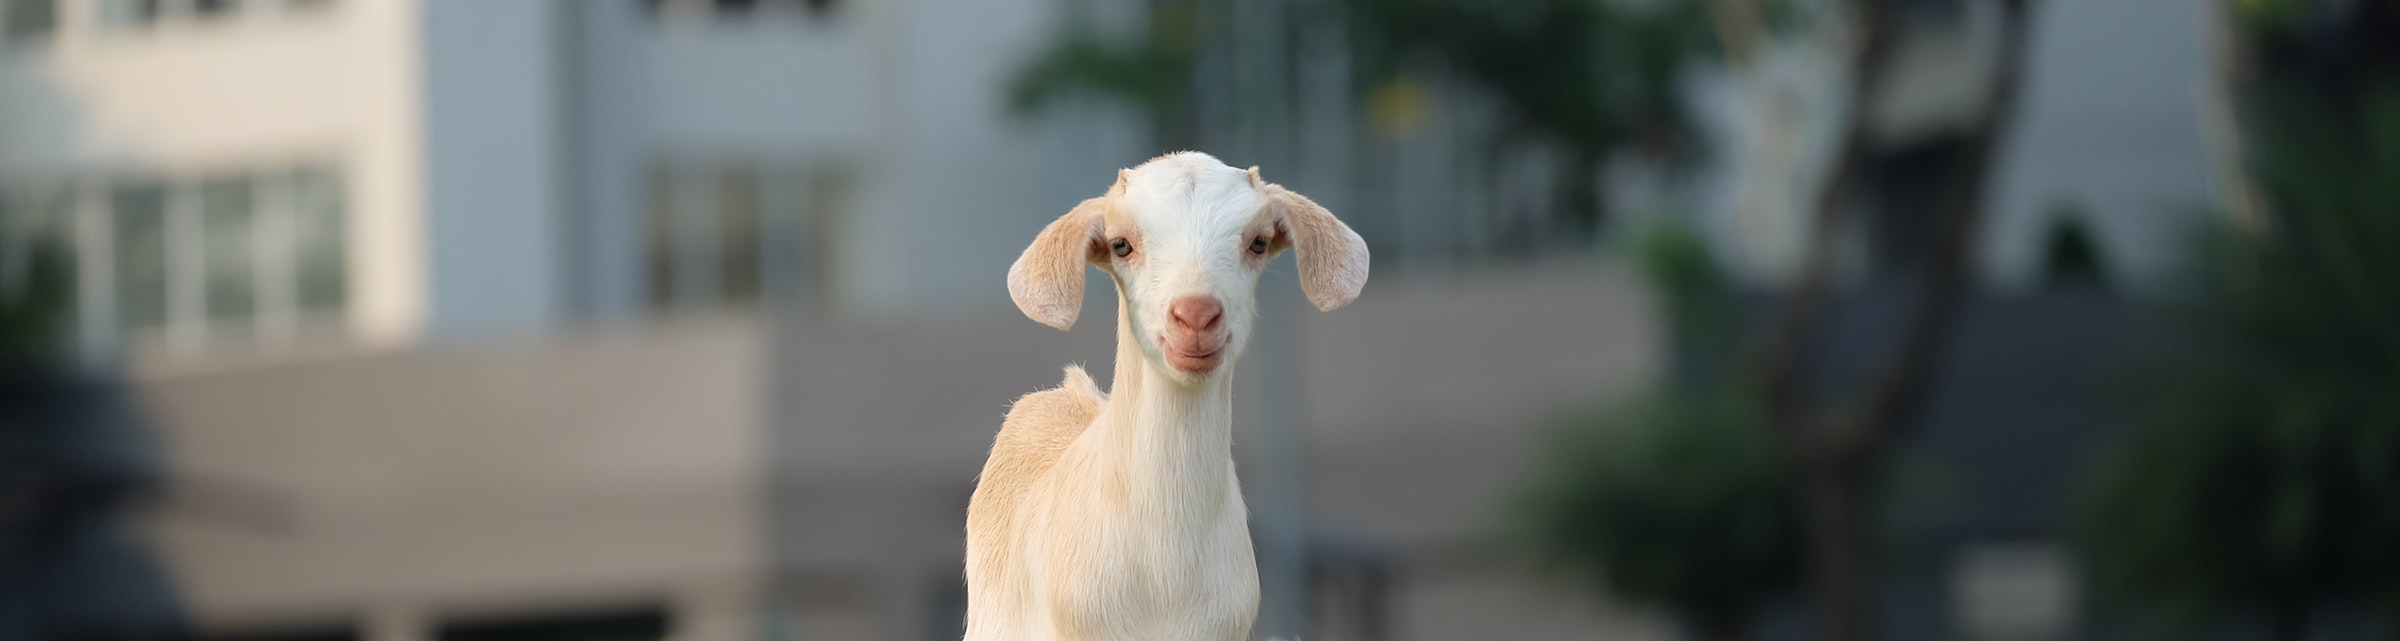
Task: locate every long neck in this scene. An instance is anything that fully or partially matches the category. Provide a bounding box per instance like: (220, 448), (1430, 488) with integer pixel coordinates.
(1099, 298), (1236, 515)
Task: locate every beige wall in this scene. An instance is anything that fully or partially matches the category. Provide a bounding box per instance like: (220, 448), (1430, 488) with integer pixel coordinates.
(132, 318), (771, 640)
(127, 260), (1671, 641)
(0, 0), (429, 347)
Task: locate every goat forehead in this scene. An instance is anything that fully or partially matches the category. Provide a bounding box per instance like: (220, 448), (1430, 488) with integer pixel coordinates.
(1122, 162), (1261, 237)
(1128, 151), (1238, 187)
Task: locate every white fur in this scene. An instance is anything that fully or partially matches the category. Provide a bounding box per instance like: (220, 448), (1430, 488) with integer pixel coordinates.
(968, 152), (1367, 641)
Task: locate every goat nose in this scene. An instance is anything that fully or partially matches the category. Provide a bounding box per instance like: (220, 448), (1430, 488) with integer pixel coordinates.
(1169, 297), (1224, 332)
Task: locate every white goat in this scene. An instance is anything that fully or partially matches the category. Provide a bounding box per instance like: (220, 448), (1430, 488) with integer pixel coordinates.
(964, 152), (1369, 641)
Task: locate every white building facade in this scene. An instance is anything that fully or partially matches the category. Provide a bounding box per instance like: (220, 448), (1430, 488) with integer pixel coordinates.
(0, 0), (1140, 364)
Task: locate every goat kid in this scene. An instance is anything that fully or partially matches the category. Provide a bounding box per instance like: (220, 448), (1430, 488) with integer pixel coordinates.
(964, 152), (1369, 641)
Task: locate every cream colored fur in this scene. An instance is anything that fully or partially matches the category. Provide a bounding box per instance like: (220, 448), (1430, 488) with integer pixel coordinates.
(966, 152), (1366, 641)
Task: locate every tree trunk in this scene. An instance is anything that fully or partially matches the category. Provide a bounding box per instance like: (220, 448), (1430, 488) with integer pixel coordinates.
(1692, 611), (1755, 641)
(1802, 460), (1875, 641)
(1752, 3), (2038, 640)
(2269, 602), (2309, 641)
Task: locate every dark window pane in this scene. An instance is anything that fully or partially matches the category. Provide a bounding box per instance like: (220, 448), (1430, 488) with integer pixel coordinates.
(0, 183), (72, 305)
(98, 0), (158, 29)
(3, 0), (59, 41)
(292, 166), (347, 315)
(201, 175), (255, 326)
(719, 166), (760, 305)
(757, 167), (807, 305)
(644, 166), (679, 311)
(193, 0), (235, 18)
(111, 182), (168, 335)
(803, 166), (854, 307)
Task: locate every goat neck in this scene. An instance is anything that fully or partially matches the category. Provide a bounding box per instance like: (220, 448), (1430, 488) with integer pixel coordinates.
(1096, 299), (1236, 514)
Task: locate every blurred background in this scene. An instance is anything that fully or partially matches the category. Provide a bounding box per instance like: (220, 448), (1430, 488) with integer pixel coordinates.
(0, 0), (2394, 640)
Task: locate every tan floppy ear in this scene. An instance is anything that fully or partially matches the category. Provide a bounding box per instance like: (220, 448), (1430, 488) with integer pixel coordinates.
(1252, 167), (1370, 311)
(1007, 195), (1109, 330)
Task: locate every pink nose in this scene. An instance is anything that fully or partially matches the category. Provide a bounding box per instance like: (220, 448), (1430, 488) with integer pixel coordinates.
(1168, 296), (1224, 333)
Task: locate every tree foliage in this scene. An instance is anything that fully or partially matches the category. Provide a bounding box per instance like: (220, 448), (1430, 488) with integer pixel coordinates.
(1003, 0), (1756, 234)
(1505, 219), (1802, 641)
(1510, 388), (1802, 629)
(2074, 80), (2400, 636)
(0, 218), (72, 361)
(1003, 1), (1208, 137)
(1341, 0), (1717, 153)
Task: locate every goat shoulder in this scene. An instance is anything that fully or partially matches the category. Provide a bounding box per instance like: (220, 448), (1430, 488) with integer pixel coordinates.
(965, 366), (1106, 591)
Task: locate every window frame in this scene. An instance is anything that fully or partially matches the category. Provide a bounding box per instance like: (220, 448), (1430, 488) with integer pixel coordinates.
(1, 159), (353, 357)
(641, 155), (848, 319)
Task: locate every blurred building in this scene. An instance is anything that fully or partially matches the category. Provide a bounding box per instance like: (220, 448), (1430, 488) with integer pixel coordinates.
(0, 0), (1142, 364)
(0, 0), (1137, 639)
(1679, 0), (2228, 292)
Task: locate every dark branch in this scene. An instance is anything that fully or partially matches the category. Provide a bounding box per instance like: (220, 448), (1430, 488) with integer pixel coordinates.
(1835, 0), (2039, 461)
(1753, 0), (1902, 458)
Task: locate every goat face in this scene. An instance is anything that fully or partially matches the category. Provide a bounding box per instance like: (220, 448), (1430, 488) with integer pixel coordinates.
(1007, 152), (1369, 385)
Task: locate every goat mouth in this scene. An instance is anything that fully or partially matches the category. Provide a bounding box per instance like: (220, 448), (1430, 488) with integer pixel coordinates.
(1161, 343), (1225, 373)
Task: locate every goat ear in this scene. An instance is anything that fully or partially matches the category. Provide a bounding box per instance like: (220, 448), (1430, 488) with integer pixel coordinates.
(1257, 174), (1370, 312)
(1008, 196), (1108, 330)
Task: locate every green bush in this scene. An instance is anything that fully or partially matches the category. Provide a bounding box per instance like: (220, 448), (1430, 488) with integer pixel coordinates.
(1510, 389), (1802, 639)
(1507, 217), (1800, 641)
(2074, 85), (2400, 639)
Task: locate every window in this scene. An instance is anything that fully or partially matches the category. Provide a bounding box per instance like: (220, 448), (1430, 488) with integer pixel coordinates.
(0, 181), (73, 321)
(194, 0), (239, 19)
(1, 0), (58, 43)
(110, 181), (170, 335)
(200, 175), (256, 326)
(643, 0), (838, 23)
(97, 0), (161, 30)
(292, 165), (347, 313)
(643, 159), (848, 316)
(716, 165), (763, 304)
(796, 165), (853, 306)
(88, 0), (335, 33)
(9, 163), (352, 353)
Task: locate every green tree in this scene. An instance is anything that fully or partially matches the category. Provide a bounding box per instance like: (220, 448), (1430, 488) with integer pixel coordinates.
(1004, 1), (1211, 150)
(1004, 0), (1739, 236)
(1514, 390), (1800, 641)
(1746, 2), (2039, 639)
(2075, 82), (2400, 641)
(1338, 0), (1726, 234)
(1509, 220), (1800, 641)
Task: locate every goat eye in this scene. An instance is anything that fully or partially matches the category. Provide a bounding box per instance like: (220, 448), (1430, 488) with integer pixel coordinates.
(1248, 236), (1269, 255)
(1110, 238), (1132, 258)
